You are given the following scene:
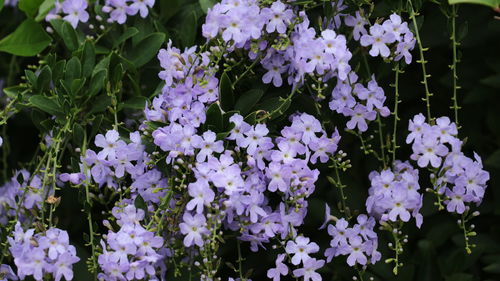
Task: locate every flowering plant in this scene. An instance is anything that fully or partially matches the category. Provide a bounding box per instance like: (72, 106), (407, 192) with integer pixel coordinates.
(0, 0), (499, 280)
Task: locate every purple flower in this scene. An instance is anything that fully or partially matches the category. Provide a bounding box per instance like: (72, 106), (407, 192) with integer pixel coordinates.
(59, 172), (85, 185)
(291, 113), (322, 145)
(345, 236), (367, 266)
(0, 264), (17, 280)
(62, 0), (89, 28)
(157, 41), (185, 87)
(343, 104), (376, 132)
(94, 130), (125, 160)
(382, 14), (409, 40)
(267, 254), (288, 281)
(262, 1), (293, 34)
(127, 0), (155, 18)
(292, 258), (324, 281)
(395, 33), (416, 64)
(179, 212), (208, 247)
(445, 186), (470, 214)
(186, 180), (215, 214)
(285, 236), (319, 265)
(344, 11), (368, 40)
(103, 0), (129, 24)
(262, 54), (288, 87)
(195, 131), (224, 162)
(411, 136), (448, 168)
(360, 24), (396, 58)
(53, 252), (80, 281)
(406, 113), (429, 144)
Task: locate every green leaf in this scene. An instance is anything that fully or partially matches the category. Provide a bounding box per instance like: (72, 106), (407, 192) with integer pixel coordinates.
(70, 78), (86, 96)
(72, 123), (85, 147)
(199, 0), (216, 13)
(205, 103), (223, 132)
(37, 65), (52, 93)
(448, 0), (500, 8)
(50, 19), (79, 51)
(81, 41), (95, 78)
(219, 72), (234, 112)
(88, 70), (107, 97)
(0, 0), (4, 12)
(93, 56), (110, 77)
(481, 75), (500, 88)
(29, 95), (63, 116)
(121, 96), (148, 110)
(179, 11), (198, 48)
(235, 89), (264, 116)
(126, 32), (165, 67)
(25, 70), (38, 89)
(485, 149), (500, 169)
(19, 0), (44, 17)
(113, 27), (139, 48)
(65, 56), (82, 84)
(0, 19), (51, 56)
(484, 262), (500, 273)
(3, 86), (26, 99)
(35, 0), (55, 21)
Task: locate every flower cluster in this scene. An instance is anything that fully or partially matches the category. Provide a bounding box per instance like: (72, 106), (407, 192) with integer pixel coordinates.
(329, 72), (390, 132)
(324, 215), (381, 267)
(46, 0), (90, 28)
(204, 0), (353, 86)
(102, 0), (155, 24)
(406, 114), (489, 214)
(202, 0), (294, 47)
(366, 161), (423, 227)
(147, 40), (218, 128)
(0, 170), (47, 225)
(267, 235), (326, 281)
(158, 111), (340, 251)
(7, 223), (79, 281)
(98, 204), (165, 281)
(357, 13), (416, 64)
(82, 130), (169, 203)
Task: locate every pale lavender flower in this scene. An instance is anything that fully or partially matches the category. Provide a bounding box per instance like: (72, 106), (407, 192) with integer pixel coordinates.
(344, 104), (376, 132)
(360, 24), (396, 58)
(292, 258), (324, 281)
(127, 0), (155, 18)
(62, 0), (89, 28)
(267, 254), (288, 281)
(179, 212), (208, 247)
(344, 11), (368, 40)
(262, 1), (293, 34)
(285, 236), (319, 265)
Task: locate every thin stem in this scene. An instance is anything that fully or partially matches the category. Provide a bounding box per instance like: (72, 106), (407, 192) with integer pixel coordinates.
(391, 64), (401, 164)
(377, 115), (387, 168)
(237, 239), (245, 281)
(450, 5), (461, 127)
(332, 159), (350, 218)
(409, 0), (433, 121)
(231, 53), (262, 89)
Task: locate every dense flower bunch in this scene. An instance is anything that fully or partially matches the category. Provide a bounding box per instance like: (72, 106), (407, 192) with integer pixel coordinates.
(406, 114), (489, 214)
(7, 223), (79, 281)
(0, 0), (492, 280)
(98, 204), (165, 281)
(44, 0), (154, 28)
(0, 170), (47, 225)
(366, 161), (423, 227)
(355, 13), (416, 63)
(324, 215), (381, 267)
